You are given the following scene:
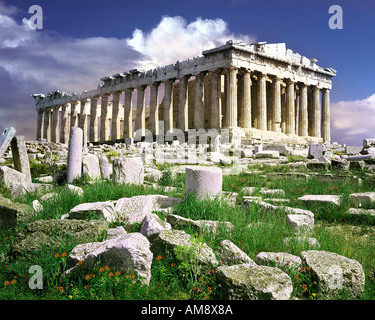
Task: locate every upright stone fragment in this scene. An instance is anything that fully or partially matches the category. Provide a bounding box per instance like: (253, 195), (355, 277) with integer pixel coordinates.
(112, 157), (144, 185)
(98, 154), (111, 179)
(0, 127), (16, 158)
(185, 166), (222, 198)
(66, 127), (83, 183)
(11, 136), (32, 184)
(82, 154), (101, 180)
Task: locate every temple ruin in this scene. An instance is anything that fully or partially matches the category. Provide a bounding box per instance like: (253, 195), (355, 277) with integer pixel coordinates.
(32, 40), (336, 145)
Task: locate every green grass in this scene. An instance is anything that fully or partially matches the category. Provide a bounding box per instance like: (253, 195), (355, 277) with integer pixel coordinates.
(0, 162), (375, 300)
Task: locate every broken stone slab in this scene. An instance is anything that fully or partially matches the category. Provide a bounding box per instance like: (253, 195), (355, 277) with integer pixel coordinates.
(98, 154), (111, 180)
(263, 144), (291, 156)
(286, 214), (314, 230)
(297, 194), (342, 206)
(65, 232), (153, 284)
(314, 174), (362, 186)
(218, 240), (256, 266)
(306, 160), (330, 171)
(82, 153), (101, 180)
(11, 219), (109, 256)
(11, 136), (32, 184)
(254, 252), (302, 269)
(0, 166), (30, 190)
(254, 150), (280, 159)
(112, 156), (144, 185)
(64, 184), (84, 197)
(301, 250), (365, 299)
(66, 201), (116, 222)
(151, 229), (218, 266)
(216, 264), (293, 300)
(363, 138), (375, 148)
(114, 195), (155, 226)
(0, 195), (34, 230)
(349, 192), (375, 208)
(347, 154), (375, 161)
(240, 149), (253, 158)
(166, 214), (234, 235)
(347, 208), (375, 217)
(35, 175), (54, 183)
(0, 127), (16, 158)
(185, 166), (222, 198)
(32, 199), (43, 212)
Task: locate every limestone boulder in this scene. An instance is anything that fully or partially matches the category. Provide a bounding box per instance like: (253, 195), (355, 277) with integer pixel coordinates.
(140, 213), (171, 242)
(301, 250), (365, 299)
(349, 192), (375, 208)
(216, 264), (293, 300)
(115, 195), (155, 227)
(0, 166), (30, 190)
(65, 232), (153, 284)
(11, 219), (108, 255)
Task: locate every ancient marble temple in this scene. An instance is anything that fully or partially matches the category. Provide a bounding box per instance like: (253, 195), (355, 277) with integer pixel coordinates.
(32, 41), (336, 145)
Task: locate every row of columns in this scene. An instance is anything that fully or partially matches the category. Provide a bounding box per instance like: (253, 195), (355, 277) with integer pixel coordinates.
(36, 67), (331, 144)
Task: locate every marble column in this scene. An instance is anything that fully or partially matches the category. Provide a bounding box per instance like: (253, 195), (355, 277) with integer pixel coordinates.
(61, 103), (71, 144)
(321, 88), (331, 143)
(70, 101), (80, 128)
(123, 89), (134, 139)
(111, 91), (122, 141)
(79, 98), (90, 145)
(257, 72), (267, 130)
(163, 79), (174, 134)
(178, 76), (189, 132)
(210, 70), (221, 128)
(271, 76), (281, 132)
(43, 108), (51, 142)
(312, 86), (321, 138)
(149, 83), (160, 136)
(285, 79), (295, 135)
(36, 110), (44, 140)
(299, 84), (308, 136)
(240, 69), (252, 128)
(225, 67), (238, 128)
(51, 105), (60, 143)
(89, 97), (99, 143)
(194, 73), (205, 129)
(100, 94), (111, 142)
(135, 86), (146, 137)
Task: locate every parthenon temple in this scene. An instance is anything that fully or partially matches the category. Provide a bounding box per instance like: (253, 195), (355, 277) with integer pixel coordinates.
(32, 40), (336, 145)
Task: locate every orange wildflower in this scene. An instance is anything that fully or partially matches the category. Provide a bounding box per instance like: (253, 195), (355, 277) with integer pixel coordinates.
(11, 279), (17, 284)
(78, 260), (84, 265)
(85, 275), (91, 280)
(99, 267), (105, 272)
(156, 255), (162, 260)
(131, 274), (135, 279)
(54, 253), (60, 258)
(4, 281), (9, 286)
(115, 271), (121, 276)
(108, 272), (114, 277)
(104, 266), (109, 270)
(61, 252), (67, 257)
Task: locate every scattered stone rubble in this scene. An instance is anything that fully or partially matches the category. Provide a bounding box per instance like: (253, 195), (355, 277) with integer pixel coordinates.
(0, 127), (373, 300)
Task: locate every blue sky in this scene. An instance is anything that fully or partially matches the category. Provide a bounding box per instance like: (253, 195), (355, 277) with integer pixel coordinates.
(1, 0), (375, 145)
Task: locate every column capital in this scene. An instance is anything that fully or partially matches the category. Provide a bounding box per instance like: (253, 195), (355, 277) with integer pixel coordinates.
(192, 71), (207, 78)
(321, 88), (330, 93)
(150, 82), (161, 87)
(163, 78), (175, 85)
(285, 78), (295, 85)
(178, 74), (190, 80)
(137, 84), (147, 90)
(80, 98), (90, 103)
(91, 95), (100, 101)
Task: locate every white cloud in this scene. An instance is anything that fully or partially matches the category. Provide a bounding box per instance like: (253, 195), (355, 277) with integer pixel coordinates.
(127, 16), (256, 69)
(331, 94), (375, 145)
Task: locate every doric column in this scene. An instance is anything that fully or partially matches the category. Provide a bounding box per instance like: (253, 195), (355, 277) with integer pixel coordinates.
(271, 76), (281, 132)
(321, 88), (331, 143)
(61, 103), (71, 144)
(194, 72), (205, 129)
(111, 91), (122, 141)
(312, 86), (321, 137)
(100, 93), (111, 142)
(123, 89), (134, 139)
(210, 70), (221, 128)
(43, 108), (51, 142)
(163, 79), (174, 134)
(36, 109), (44, 140)
(257, 72), (267, 130)
(225, 67), (238, 128)
(178, 75), (189, 132)
(299, 84), (308, 136)
(70, 101), (80, 128)
(149, 83), (160, 136)
(89, 97), (99, 143)
(285, 79), (295, 135)
(135, 86), (146, 137)
(240, 69), (252, 128)
(79, 98), (90, 145)
(51, 106), (60, 143)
